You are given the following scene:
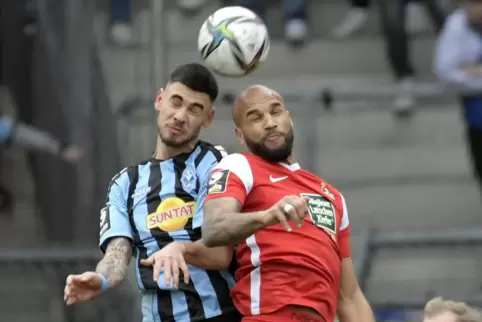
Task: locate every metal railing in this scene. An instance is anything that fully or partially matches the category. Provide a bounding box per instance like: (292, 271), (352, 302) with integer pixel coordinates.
(355, 226), (482, 313)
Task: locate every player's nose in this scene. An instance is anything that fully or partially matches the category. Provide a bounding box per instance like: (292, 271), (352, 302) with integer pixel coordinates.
(173, 107), (188, 123)
(264, 115), (277, 130)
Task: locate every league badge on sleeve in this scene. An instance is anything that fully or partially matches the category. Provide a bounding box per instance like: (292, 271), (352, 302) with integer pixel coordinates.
(208, 169), (230, 194)
(100, 207), (111, 237)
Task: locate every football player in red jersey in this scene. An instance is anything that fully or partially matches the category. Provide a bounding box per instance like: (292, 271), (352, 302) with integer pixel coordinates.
(200, 85), (375, 322)
(147, 85), (374, 322)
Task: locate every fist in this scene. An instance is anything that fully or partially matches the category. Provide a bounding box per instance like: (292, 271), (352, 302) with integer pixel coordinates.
(265, 195), (309, 231)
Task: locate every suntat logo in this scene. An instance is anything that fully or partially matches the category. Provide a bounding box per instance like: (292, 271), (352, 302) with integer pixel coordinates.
(146, 197), (196, 232)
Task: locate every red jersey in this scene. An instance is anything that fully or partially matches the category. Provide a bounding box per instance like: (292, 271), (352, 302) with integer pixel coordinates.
(205, 152), (351, 321)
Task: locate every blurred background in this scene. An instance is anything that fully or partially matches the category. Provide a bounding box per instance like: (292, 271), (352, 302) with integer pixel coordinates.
(0, 0), (481, 321)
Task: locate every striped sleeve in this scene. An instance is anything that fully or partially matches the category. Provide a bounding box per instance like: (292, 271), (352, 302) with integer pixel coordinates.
(192, 145), (228, 229)
(99, 167), (133, 252)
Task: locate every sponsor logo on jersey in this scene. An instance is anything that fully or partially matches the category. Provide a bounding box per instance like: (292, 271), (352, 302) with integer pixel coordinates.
(301, 193), (336, 241)
(146, 197), (196, 232)
(321, 181), (335, 200)
(207, 169), (229, 194)
(181, 169), (196, 192)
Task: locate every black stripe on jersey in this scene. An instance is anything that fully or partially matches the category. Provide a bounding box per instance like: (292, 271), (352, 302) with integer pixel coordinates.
(145, 161), (176, 320)
(175, 153), (235, 317)
(194, 141), (225, 167)
(126, 166), (150, 292)
(172, 154), (206, 320)
(194, 141), (226, 196)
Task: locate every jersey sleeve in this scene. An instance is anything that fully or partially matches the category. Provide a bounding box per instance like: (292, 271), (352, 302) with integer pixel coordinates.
(205, 153), (253, 206)
(99, 168), (133, 252)
(338, 193), (351, 258)
(192, 146), (228, 229)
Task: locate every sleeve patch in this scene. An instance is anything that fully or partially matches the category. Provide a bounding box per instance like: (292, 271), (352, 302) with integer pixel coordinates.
(100, 207), (111, 237)
(208, 169), (230, 194)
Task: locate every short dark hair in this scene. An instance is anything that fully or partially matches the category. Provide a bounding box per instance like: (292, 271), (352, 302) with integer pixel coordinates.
(169, 63), (218, 102)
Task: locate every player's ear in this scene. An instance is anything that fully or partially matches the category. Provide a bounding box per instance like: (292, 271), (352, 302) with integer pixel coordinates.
(235, 127), (245, 145)
(154, 88), (164, 111)
(203, 106), (215, 128)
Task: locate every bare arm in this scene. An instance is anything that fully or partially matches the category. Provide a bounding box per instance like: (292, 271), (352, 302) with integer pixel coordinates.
(202, 197), (266, 247)
(95, 237), (132, 288)
(337, 258), (374, 322)
(181, 240), (233, 270)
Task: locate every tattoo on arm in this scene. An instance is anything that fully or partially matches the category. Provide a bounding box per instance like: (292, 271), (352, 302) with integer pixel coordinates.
(202, 198), (265, 247)
(96, 237), (132, 287)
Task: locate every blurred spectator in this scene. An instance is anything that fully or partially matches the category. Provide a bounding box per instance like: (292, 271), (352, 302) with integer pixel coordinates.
(423, 297), (482, 322)
(332, 0), (370, 38)
(235, 0), (308, 45)
(434, 2), (482, 195)
(110, 0), (133, 47)
(0, 115), (84, 163)
(22, 0), (38, 36)
(378, 0), (445, 117)
(333, 0), (445, 117)
(0, 115), (83, 214)
(332, 0), (430, 38)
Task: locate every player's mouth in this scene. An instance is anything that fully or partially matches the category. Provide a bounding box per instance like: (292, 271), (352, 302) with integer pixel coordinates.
(167, 125), (184, 135)
(265, 132), (283, 142)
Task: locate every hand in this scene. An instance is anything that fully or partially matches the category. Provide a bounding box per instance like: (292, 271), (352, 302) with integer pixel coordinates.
(60, 145), (84, 163)
(263, 195), (309, 232)
(140, 242), (190, 289)
(64, 272), (104, 305)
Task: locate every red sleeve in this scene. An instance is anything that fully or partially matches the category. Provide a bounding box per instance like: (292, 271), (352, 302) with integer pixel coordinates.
(205, 169), (248, 206)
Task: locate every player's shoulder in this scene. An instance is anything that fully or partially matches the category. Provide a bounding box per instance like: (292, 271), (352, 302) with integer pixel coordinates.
(195, 140), (228, 163)
(215, 152), (252, 171)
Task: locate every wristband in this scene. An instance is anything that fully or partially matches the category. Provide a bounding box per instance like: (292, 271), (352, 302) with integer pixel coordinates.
(98, 273), (109, 292)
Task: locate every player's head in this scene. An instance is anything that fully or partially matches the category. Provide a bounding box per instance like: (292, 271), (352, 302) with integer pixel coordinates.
(232, 85), (294, 162)
(423, 297), (482, 322)
(466, 0), (482, 24)
(155, 63), (218, 148)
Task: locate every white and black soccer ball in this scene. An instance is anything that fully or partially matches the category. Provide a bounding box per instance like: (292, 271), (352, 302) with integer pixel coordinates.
(198, 6), (270, 77)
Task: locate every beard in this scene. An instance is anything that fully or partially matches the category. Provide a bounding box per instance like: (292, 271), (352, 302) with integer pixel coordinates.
(158, 128), (198, 148)
(244, 129), (294, 163)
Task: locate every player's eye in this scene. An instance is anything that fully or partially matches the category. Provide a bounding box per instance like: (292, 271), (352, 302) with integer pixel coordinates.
(189, 105), (203, 115)
(170, 98), (183, 107)
(271, 109), (281, 115)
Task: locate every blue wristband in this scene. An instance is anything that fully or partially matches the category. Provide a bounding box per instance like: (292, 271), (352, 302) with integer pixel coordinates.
(98, 273), (109, 292)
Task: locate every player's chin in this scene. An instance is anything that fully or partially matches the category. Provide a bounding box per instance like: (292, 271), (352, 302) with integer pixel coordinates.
(161, 134), (190, 147)
(263, 138), (285, 150)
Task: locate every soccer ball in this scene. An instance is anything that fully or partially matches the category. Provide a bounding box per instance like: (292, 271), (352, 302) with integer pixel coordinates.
(198, 6), (270, 77)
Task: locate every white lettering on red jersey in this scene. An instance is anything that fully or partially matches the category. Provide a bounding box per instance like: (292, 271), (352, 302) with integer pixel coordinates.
(205, 152), (350, 321)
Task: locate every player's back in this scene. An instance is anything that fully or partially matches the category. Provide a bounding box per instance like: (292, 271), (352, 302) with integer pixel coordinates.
(211, 152), (350, 321)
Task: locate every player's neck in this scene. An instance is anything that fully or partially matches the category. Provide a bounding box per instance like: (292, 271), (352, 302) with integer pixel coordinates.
(284, 154), (297, 165)
(153, 138), (197, 160)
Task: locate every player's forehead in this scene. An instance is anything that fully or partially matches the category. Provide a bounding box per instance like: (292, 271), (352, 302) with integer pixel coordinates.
(166, 82), (211, 106)
(236, 85), (283, 113)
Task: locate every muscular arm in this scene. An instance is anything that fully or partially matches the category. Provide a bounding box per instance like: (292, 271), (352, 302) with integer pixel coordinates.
(337, 258), (374, 322)
(180, 239), (233, 270)
(202, 197), (266, 247)
(95, 237), (132, 288)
